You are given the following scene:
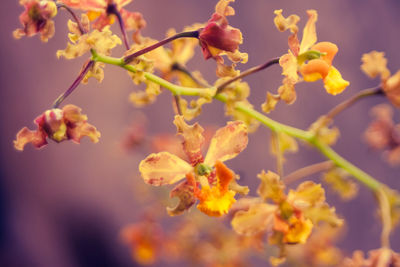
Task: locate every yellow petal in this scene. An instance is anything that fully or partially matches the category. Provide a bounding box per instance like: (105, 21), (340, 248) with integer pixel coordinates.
(257, 170), (285, 203)
(323, 66), (350, 95)
(139, 152), (192, 186)
(287, 181), (325, 209)
(273, 9), (299, 34)
(280, 51), (299, 84)
(87, 11), (101, 22)
(215, 0), (235, 17)
(261, 92), (280, 114)
(299, 10), (318, 54)
(197, 186), (236, 217)
(361, 51), (390, 80)
(277, 77), (297, 105)
(304, 204), (343, 227)
(323, 168), (358, 201)
(204, 121), (248, 166)
(284, 217), (313, 244)
(231, 202), (277, 235)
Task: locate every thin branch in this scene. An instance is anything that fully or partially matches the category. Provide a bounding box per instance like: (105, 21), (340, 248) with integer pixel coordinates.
(93, 53), (385, 192)
(52, 60), (94, 108)
(173, 95), (182, 116)
(283, 161), (334, 184)
(324, 86), (383, 124)
(57, 3), (86, 34)
(106, 3), (130, 50)
(123, 31), (200, 64)
(215, 57), (280, 95)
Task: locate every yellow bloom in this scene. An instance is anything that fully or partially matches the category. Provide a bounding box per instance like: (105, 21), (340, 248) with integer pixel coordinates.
(139, 116), (248, 216)
(274, 10), (349, 97)
(283, 216), (313, 244)
(196, 161), (236, 217)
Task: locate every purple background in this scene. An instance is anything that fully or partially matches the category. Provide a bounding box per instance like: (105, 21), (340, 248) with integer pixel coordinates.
(1, 0), (400, 266)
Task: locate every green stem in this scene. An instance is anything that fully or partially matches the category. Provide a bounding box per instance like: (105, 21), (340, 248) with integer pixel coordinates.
(93, 52), (384, 193)
(91, 50), (205, 96)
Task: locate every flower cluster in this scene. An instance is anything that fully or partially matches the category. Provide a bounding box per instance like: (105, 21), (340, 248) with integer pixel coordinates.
(231, 170), (342, 264)
(364, 104), (400, 166)
(139, 115), (248, 216)
(14, 104), (100, 150)
(341, 248), (400, 267)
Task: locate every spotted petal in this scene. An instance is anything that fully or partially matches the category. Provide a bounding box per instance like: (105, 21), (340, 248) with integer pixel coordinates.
(204, 121), (248, 166)
(139, 152), (192, 186)
(173, 115), (205, 165)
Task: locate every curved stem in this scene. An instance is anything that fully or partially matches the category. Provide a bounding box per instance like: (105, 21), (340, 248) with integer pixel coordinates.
(323, 86), (383, 124)
(92, 52), (395, 249)
(57, 3), (86, 34)
(52, 59), (94, 108)
(123, 31), (200, 64)
(93, 53), (385, 192)
(215, 57), (280, 95)
(107, 3), (129, 50)
(283, 161), (334, 184)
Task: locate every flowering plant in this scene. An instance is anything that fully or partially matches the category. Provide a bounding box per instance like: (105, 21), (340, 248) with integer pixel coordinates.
(10, 0), (400, 266)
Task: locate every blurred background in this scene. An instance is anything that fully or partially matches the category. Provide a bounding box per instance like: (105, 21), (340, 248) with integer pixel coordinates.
(1, 0), (400, 266)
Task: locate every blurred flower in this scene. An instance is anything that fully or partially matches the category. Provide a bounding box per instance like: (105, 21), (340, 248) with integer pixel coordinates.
(231, 170), (342, 256)
(267, 9), (349, 110)
(13, 0), (57, 42)
(121, 218), (163, 265)
(121, 113), (147, 151)
(361, 51), (400, 108)
(286, 224), (344, 267)
(364, 104), (400, 166)
(323, 168), (358, 201)
(14, 104), (100, 150)
(60, 0), (145, 34)
(341, 248), (400, 267)
(139, 115), (248, 216)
